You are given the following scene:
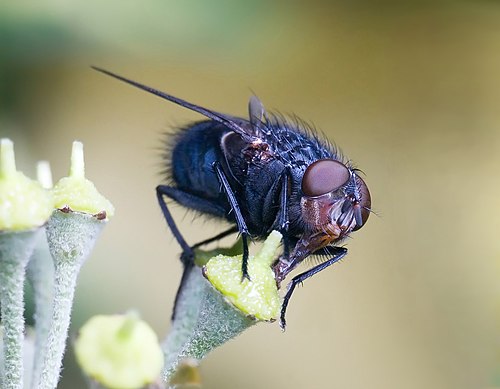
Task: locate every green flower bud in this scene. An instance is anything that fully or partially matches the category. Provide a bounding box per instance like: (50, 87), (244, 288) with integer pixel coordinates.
(204, 230), (282, 321)
(74, 312), (164, 389)
(52, 141), (114, 218)
(36, 161), (53, 189)
(0, 139), (52, 231)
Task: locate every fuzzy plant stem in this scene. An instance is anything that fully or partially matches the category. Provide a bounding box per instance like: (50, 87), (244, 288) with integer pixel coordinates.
(36, 210), (105, 389)
(37, 260), (79, 389)
(161, 267), (256, 383)
(26, 231), (54, 386)
(0, 230), (41, 389)
(29, 161), (55, 385)
(162, 232), (282, 385)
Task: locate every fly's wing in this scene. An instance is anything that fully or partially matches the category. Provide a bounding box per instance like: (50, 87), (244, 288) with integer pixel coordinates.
(249, 95), (265, 125)
(92, 66), (259, 142)
(248, 95), (271, 137)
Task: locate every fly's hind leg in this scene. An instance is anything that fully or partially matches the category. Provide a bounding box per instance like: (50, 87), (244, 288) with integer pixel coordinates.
(156, 185), (236, 319)
(157, 186), (194, 265)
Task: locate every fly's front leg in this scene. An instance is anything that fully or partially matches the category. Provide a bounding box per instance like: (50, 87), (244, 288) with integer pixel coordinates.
(213, 161), (251, 281)
(280, 246), (348, 330)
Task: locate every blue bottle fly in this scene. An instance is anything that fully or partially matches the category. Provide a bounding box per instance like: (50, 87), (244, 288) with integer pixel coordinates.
(93, 67), (372, 328)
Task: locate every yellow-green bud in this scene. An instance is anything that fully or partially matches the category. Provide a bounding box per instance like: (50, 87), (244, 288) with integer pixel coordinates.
(36, 160), (53, 189)
(74, 312), (164, 389)
(204, 230), (282, 321)
(52, 141), (114, 218)
(0, 138), (53, 231)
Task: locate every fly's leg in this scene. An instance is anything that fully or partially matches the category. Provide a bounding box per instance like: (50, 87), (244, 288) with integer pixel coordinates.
(156, 186), (193, 265)
(213, 161), (251, 281)
(280, 247), (348, 330)
(170, 227), (239, 320)
(271, 167), (292, 286)
(168, 226), (238, 319)
(191, 226), (239, 249)
(157, 184), (230, 260)
(277, 167), (291, 259)
(156, 185), (236, 319)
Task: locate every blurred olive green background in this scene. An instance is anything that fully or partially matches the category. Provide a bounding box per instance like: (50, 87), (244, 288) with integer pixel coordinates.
(1, 1), (500, 388)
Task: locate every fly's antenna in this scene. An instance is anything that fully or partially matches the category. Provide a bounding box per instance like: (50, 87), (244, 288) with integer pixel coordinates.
(351, 171), (362, 203)
(92, 66), (255, 140)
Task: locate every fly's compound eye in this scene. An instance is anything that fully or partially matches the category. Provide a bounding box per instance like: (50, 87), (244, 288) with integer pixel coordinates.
(301, 159), (350, 197)
(352, 176), (371, 231)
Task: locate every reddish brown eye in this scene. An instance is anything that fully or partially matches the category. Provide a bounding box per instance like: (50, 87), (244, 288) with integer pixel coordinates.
(353, 176), (371, 231)
(301, 159), (350, 197)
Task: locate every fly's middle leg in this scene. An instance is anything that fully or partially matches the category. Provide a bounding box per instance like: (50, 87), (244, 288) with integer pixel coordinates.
(213, 161), (251, 281)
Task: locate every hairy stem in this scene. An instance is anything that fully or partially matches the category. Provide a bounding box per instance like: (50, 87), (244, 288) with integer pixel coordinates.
(162, 267), (256, 382)
(26, 232), (54, 386)
(36, 210), (104, 389)
(0, 230), (40, 389)
(37, 261), (79, 389)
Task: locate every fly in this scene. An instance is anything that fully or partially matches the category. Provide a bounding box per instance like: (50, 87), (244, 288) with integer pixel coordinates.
(93, 66), (372, 328)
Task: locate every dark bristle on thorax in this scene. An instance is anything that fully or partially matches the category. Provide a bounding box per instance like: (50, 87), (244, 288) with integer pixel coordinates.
(264, 113), (351, 170)
(160, 113), (353, 185)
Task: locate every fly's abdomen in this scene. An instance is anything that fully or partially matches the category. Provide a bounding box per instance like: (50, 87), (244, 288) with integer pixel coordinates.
(171, 121), (228, 200)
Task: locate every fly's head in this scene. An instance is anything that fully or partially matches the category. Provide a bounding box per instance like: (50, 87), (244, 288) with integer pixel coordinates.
(274, 158), (371, 283)
(295, 159), (371, 257)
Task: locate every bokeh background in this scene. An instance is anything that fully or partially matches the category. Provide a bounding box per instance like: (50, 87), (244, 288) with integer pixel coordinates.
(1, 1), (500, 388)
